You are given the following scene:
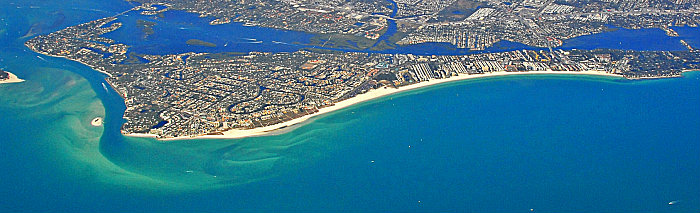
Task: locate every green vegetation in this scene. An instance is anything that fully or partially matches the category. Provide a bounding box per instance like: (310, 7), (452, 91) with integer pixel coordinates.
(370, 40), (395, 51)
(192, 52), (248, 60)
(387, 31), (409, 45)
(309, 33), (377, 50)
(301, 48), (346, 54)
(186, 39), (217, 47)
(136, 19), (157, 39)
(0, 70), (9, 80)
(432, 0), (485, 22)
(123, 52), (149, 64)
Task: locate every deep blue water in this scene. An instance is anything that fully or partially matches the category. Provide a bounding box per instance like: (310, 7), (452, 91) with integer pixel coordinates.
(369, 0), (397, 49)
(102, 10), (314, 55)
(94, 3), (700, 56)
(561, 27), (688, 51)
(1, 1), (700, 212)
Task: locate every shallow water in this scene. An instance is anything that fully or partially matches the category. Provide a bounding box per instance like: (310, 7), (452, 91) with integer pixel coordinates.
(1, 0), (699, 212)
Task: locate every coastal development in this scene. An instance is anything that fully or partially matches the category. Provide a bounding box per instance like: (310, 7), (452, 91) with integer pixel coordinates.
(129, 0), (700, 50)
(25, 0), (700, 139)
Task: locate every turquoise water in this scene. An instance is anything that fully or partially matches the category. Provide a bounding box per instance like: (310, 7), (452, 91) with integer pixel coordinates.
(2, 0), (700, 212)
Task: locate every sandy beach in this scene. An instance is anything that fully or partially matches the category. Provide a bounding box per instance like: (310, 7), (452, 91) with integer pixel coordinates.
(91, 117), (104, 126)
(128, 70), (624, 141)
(0, 71), (25, 84)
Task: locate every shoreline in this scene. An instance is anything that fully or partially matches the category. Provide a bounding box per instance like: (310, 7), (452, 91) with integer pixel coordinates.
(0, 71), (25, 84)
(129, 70), (627, 141)
(33, 50), (115, 78)
(91, 117), (104, 126)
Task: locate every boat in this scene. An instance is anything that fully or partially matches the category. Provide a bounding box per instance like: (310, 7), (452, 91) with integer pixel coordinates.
(102, 83), (108, 92)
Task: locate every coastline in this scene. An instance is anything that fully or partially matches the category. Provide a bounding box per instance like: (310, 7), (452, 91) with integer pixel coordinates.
(33, 50), (115, 78)
(129, 70), (625, 141)
(0, 71), (25, 84)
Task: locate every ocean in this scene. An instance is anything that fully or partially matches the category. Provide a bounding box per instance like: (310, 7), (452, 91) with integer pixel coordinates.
(1, 0), (699, 212)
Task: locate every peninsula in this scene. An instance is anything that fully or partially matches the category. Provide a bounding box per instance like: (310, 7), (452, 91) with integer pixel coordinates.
(25, 1), (700, 140)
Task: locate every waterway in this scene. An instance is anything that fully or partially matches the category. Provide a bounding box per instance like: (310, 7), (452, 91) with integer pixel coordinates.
(1, 0), (699, 212)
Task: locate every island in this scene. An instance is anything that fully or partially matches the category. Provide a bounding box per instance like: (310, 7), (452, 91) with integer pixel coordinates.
(0, 69), (24, 84)
(136, 19), (157, 39)
(185, 39), (217, 47)
(91, 117), (104, 126)
(24, 1), (700, 140)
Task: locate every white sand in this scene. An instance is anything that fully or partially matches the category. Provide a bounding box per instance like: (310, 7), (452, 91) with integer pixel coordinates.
(0, 72), (25, 84)
(91, 117), (104, 126)
(128, 70), (622, 141)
